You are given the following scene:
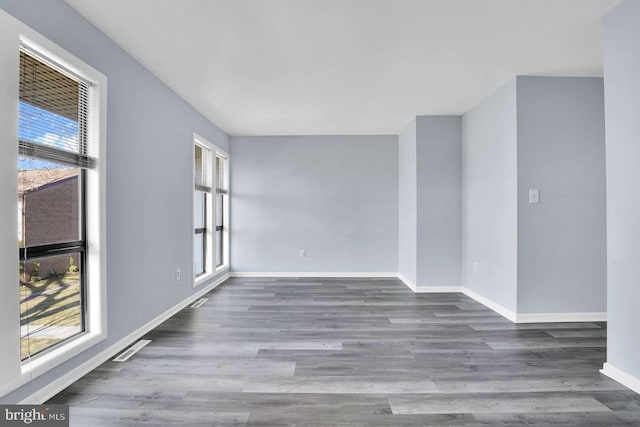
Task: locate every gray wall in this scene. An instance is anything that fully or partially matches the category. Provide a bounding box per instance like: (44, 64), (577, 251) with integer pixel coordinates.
(0, 0), (229, 402)
(516, 76), (606, 314)
(603, 0), (640, 380)
(230, 135), (398, 273)
(398, 120), (418, 283)
(461, 80), (518, 311)
(416, 116), (461, 287)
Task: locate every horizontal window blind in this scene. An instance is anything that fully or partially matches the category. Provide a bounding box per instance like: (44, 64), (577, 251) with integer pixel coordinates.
(19, 49), (96, 168)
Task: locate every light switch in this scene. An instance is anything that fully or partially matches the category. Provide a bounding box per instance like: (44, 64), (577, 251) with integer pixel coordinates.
(528, 189), (539, 204)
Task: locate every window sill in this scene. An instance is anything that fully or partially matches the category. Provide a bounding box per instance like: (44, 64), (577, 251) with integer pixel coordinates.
(194, 266), (229, 288)
(21, 331), (106, 382)
(194, 272), (214, 288)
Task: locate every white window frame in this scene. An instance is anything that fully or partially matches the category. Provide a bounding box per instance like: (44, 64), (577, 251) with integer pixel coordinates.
(0, 10), (107, 396)
(193, 133), (229, 288)
(17, 35), (108, 381)
(215, 150), (230, 272)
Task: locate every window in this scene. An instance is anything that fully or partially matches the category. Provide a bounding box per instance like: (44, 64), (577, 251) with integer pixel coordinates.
(17, 41), (106, 368)
(193, 143), (210, 277)
(193, 135), (229, 284)
(215, 153), (229, 268)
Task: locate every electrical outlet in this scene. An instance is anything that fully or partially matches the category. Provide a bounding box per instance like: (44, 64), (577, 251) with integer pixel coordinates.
(176, 268), (181, 281)
(300, 249), (306, 258)
(473, 262), (479, 273)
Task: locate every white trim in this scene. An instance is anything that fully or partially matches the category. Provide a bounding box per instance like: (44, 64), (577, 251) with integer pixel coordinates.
(194, 271), (215, 288)
(516, 312), (607, 323)
(396, 273), (417, 291)
(18, 273), (229, 404)
(20, 333), (105, 383)
(216, 264), (230, 274)
(0, 376), (29, 401)
(414, 286), (462, 293)
(230, 272), (398, 278)
(396, 273), (461, 293)
(192, 134), (230, 287)
(601, 363), (640, 395)
(461, 288), (518, 323)
(459, 288), (605, 324)
(216, 148), (230, 271)
(12, 28), (109, 388)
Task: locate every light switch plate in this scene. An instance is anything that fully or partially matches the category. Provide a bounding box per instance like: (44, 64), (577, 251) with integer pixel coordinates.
(529, 189), (539, 204)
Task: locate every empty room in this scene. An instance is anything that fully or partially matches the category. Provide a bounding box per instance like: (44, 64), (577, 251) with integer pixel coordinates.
(1, 0), (639, 425)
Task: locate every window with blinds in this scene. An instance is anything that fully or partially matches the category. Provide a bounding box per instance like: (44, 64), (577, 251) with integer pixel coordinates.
(19, 48), (95, 169)
(18, 47), (91, 361)
(194, 143), (211, 277)
(215, 153), (229, 268)
(193, 134), (230, 282)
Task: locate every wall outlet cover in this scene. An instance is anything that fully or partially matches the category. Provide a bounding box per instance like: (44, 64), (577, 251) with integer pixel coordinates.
(528, 189), (540, 204)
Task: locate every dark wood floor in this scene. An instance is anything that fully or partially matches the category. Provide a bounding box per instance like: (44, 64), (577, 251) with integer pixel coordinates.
(50, 278), (640, 426)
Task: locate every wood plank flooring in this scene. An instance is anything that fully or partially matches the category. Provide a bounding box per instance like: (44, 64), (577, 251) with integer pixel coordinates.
(49, 278), (640, 426)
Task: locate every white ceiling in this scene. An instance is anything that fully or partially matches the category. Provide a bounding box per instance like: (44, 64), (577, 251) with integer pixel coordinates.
(65, 0), (620, 136)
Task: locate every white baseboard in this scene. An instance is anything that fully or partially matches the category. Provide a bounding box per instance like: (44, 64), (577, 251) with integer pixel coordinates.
(516, 312), (607, 323)
(601, 362), (640, 395)
(415, 286), (462, 293)
(461, 287), (518, 323)
(230, 272), (397, 278)
(459, 288), (606, 324)
(411, 287), (460, 293)
(396, 273), (461, 293)
(19, 273), (230, 404)
(396, 273), (417, 291)
(232, 273), (605, 325)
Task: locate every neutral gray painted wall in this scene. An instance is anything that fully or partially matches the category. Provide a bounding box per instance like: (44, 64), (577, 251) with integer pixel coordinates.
(0, 0), (229, 402)
(416, 116), (461, 287)
(461, 80), (518, 312)
(516, 76), (606, 314)
(230, 135), (398, 273)
(398, 119), (418, 283)
(603, 0), (640, 380)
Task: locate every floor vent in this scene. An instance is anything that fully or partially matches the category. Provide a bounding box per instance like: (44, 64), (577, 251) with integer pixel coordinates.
(191, 297), (208, 308)
(113, 339), (151, 362)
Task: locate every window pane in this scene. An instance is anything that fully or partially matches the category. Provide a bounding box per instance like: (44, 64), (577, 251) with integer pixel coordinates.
(194, 233), (204, 276)
(216, 230), (222, 267)
(19, 51), (81, 155)
(18, 156), (80, 247)
(216, 156), (222, 189)
(216, 193), (223, 228)
(19, 101), (80, 154)
(194, 191), (205, 229)
(195, 145), (205, 186)
(20, 253), (83, 360)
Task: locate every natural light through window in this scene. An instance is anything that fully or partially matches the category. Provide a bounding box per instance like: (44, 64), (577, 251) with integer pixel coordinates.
(17, 45), (104, 365)
(193, 135), (229, 285)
